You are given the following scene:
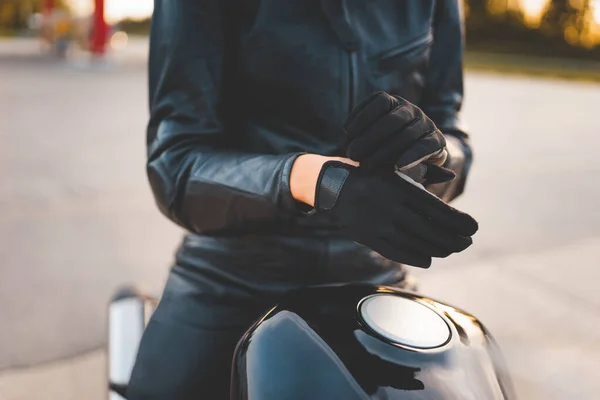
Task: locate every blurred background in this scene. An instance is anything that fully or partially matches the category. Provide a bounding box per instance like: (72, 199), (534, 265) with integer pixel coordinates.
(0, 1), (599, 399)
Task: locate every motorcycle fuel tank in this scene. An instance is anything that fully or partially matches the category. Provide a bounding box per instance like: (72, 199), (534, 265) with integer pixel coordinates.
(231, 284), (515, 400)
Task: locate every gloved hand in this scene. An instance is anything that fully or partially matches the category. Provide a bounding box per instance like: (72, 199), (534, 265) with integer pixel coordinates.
(427, 133), (472, 202)
(314, 160), (478, 268)
(344, 91), (454, 185)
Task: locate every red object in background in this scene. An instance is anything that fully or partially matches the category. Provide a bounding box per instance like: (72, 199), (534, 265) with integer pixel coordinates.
(43, 0), (54, 15)
(91, 0), (108, 56)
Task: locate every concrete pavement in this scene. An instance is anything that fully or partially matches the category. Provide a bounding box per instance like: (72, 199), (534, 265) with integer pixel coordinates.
(1, 38), (599, 399)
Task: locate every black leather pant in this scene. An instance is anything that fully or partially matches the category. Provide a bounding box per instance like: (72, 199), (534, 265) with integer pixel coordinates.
(128, 233), (407, 399)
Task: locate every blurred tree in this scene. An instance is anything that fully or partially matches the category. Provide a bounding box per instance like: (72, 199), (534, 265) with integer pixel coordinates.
(465, 0), (599, 59)
(468, 0), (492, 16)
(118, 18), (151, 35)
(465, 0), (495, 31)
(0, 0), (69, 33)
(541, 0), (596, 46)
(541, 0), (579, 37)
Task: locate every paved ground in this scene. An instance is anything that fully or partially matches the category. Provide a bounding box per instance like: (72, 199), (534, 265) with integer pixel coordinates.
(1, 38), (599, 399)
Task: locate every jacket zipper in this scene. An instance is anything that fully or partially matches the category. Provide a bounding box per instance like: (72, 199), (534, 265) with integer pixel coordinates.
(370, 31), (434, 63)
(348, 51), (358, 114)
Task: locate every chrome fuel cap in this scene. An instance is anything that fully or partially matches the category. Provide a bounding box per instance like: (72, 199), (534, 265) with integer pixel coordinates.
(359, 294), (450, 349)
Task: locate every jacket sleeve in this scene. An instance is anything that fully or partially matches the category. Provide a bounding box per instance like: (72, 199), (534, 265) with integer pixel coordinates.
(420, 0), (468, 137)
(146, 0), (303, 234)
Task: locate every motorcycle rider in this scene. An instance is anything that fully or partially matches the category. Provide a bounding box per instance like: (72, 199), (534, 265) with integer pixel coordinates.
(128, 1), (477, 398)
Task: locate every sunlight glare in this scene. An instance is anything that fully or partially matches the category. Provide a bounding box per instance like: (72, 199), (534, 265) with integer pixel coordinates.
(110, 31), (129, 50)
(105, 0), (153, 23)
(520, 0), (549, 16)
(593, 1), (600, 25)
(519, 0), (550, 27)
(68, 0), (153, 23)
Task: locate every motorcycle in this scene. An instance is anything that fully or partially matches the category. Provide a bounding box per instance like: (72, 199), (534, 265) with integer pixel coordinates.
(108, 152), (515, 399)
(108, 282), (516, 400)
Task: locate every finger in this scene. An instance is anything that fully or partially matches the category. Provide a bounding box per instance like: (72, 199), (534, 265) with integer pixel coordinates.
(389, 177), (479, 236)
(360, 114), (442, 170)
(379, 239), (433, 268)
(426, 148), (448, 167)
(398, 149), (446, 172)
(352, 232), (432, 268)
(402, 164), (428, 183)
(344, 92), (400, 139)
(422, 164), (455, 185)
(384, 226), (453, 258)
(391, 206), (473, 253)
(395, 129), (446, 169)
(347, 106), (418, 162)
(417, 197), (479, 237)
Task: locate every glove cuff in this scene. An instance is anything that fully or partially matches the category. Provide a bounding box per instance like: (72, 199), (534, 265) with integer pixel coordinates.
(315, 161), (353, 211)
(446, 132), (473, 197)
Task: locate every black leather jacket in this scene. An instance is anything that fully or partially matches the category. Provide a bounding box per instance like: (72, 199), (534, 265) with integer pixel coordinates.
(147, 0), (470, 285)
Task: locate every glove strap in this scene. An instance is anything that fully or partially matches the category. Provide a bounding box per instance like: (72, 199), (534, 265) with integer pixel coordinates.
(315, 161), (352, 211)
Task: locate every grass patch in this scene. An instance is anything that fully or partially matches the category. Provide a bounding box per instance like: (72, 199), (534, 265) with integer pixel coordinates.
(465, 52), (600, 83)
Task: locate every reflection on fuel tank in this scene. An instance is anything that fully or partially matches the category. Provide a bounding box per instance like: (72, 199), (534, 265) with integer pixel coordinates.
(231, 284), (516, 400)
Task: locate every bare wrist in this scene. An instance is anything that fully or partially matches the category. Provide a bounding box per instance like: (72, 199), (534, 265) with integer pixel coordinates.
(290, 154), (358, 207)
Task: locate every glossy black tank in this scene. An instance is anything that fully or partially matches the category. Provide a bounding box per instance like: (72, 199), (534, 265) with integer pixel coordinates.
(231, 284), (516, 400)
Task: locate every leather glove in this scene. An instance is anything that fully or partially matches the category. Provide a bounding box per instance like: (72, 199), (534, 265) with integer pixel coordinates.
(427, 133), (473, 202)
(314, 160), (478, 268)
(344, 91), (454, 185)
